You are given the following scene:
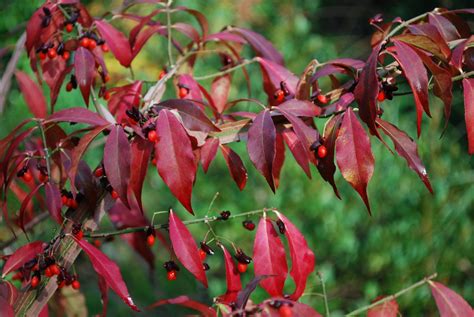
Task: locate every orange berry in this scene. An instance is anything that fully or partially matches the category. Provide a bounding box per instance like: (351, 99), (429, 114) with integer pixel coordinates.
(65, 23), (74, 33)
(237, 263), (247, 273)
(66, 82), (73, 92)
(167, 270), (177, 281)
(93, 240), (102, 248)
(88, 39), (97, 50)
(103, 91), (111, 101)
(178, 87), (189, 99)
(31, 276), (40, 288)
(75, 230), (84, 240)
(61, 195), (68, 205)
(274, 89), (285, 102)
(111, 190), (119, 200)
(151, 158), (157, 165)
(39, 52), (47, 60)
(158, 70), (166, 80)
(377, 90), (386, 102)
(147, 130), (158, 143)
(94, 167), (103, 177)
(45, 267), (53, 277)
(199, 249), (207, 261)
(22, 171), (33, 182)
(279, 305), (293, 317)
(47, 48), (57, 59)
(80, 37), (91, 48)
(72, 280), (80, 289)
(146, 234), (155, 247)
(101, 43), (109, 52)
(103, 74), (111, 83)
(317, 145), (327, 159)
(62, 51), (70, 60)
(12, 272), (23, 281)
(49, 264), (60, 276)
(317, 94), (328, 104)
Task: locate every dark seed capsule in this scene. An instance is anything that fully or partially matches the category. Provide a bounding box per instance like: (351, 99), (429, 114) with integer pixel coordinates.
(219, 210), (231, 220)
(234, 249), (252, 264)
(200, 242), (215, 255)
(163, 261), (180, 272)
(276, 219), (285, 234)
(203, 263), (210, 271)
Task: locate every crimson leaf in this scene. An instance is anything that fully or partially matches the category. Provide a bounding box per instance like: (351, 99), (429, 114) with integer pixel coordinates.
(129, 137), (152, 211)
(44, 182), (63, 224)
(74, 47), (95, 105)
(253, 217), (288, 296)
(168, 210), (208, 287)
(75, 238), (139, 311)
(2, 241), (44, 277)
(15, 71), (47, 118)
(429, 281), (473, 317)
(281, 129), (311, 178)
(46, 108), (110, 126)
(95, 20), (132, 67)
(463, 78), (474, 155)
(211, 75), (231, 114)
(336, 108), (374, 214)
(367, 297), (399, 317)
(217, 244), (242, 304)
(200, 138), (219, 173)
(148, 296), (216, 317)
(220, 144), (248, 190)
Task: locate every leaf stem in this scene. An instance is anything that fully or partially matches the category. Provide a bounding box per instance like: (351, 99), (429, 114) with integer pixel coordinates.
(166, 0), (174, 67)
(84, 209), (266, 238)
(36, 121), (52, 178)
(345, 273), (437, 316)
(383, 12), (430, 41)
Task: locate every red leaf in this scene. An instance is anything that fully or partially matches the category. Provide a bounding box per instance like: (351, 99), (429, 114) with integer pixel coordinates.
(155, 109), (196, 214)
(200, 138), (219, 173)
(177, 74), (203, 102)
(231, 28), (284, 65)
(367, 298), (399, 317)
(336, 108), (374, 214)
(129, 138), (152, 210)
(75, 239), (139, 311)
(253, 217), (288, 296)
(218, 244), (242, 304)
(104, 125), (131, 205)
(2, 241), (43, 277)
(463, 78), (474, 155)
(44, 182), (63, 224)
(0, 297), (14, 317)
(273, 133), (285, 189)
(220, 144), (247, 190)
(392, 40), (430, 137)
(95, 20), (132, 67)
(0, 281), (18, 306)
(211, 75), (231, 114)
(247, 109), (277, 191)
(148, 295), (216, 317)
(429, 281), (473, 317)
(354, 43), (382, 138)
(168, 210), (208, 287)
(428, 13), (460, 42)
(74, 47), (95, 105)
(275, 211), (315, 300)
(15, 71), (47, 118)
(108, 81), (143, 122)
(46, 108), (110, 126)
(19, 183), (44, 233)
(257, 57), (298, 105)
(377, 118), (433, 193)
(277, 99), (322, 117)
(281, 129), (311, 178)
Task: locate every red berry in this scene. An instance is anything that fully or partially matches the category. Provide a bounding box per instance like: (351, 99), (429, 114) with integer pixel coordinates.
(151, 158), (157, 165)
(158, 70), (166, 80)
(72, 280), (80, 290)
(65, 23), (74, 33)
(167, 270), (177, 281)
(45, 267), (53, 277)
(31, 276), (40, 288)
(199, 249), (207, 261)
(80, 37), (91, 48)
(274, 89), (285, 102)
(12, 272), (23, 281)
(75, 230), (84, 240)
(61, 195), (68, 205)
(47, 48), (57, 59)
(94, 167), (104, 177)
(62, 51), (70, 61)
(93, 239), (102, 248)
(101, 43), (109, 52)
(88, 39), (97, 50)
(49, 264), (60, 276)
(111, 190), (119, 200)
(103, 74), (111, 83)
(22, 171), (33, 182)
(279, 305), (293, 317)
(147, 130), (158, 143)
(317, 94), (328, 104)
(103, 91), (111, 101)
(237, 263), (248, 273)
(146, 234), (155, 247)
(317, 145), (327, 159)
(377, 90), (386, 102)
(39, 52), (47, 60)
(178, 87), (189, 99)
(66, 82), (73, 92)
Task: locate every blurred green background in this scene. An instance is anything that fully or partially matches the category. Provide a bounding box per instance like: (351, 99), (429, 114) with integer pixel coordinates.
(1, 0), (473, 316)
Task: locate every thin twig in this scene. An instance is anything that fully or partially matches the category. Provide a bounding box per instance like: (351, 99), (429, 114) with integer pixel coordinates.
(317, 272), (331, 317)
(166, 0), (174, 66)
(37, 121), (52, 177)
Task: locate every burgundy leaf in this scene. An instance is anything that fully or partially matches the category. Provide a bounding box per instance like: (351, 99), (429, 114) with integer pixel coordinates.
(392, 40), (430, 137)
(220, 144), (248, 190)
(218, 244), (242, 304)
(148, 295), (216, 317)
(429, 281), (473, 317)
(0, 281), (18, 306)
(354, 43), (382, 138)
(275, 211), (315, 300)
(450, 39), (469, 72)
(95, 20), (132, 67)
(129, 138), (152, 211)
(428, 13), (460, 42)
(44, 182), (63, 224)
(407, 24), (451, 60)
(263, 299), (323, 317)
(247, 109), (277, 191)
(463, 79), (474, 155)
(253, 217), (288, 296)
(281, 129), (311, 178)
(257, 57), (298, 105)
(173, 22), (200, 43)
(104, 125), (131, 205)
(377, 118), (433, 193)
(15, 71), (47, 118)
(2, 241), (43, 277)
(168, 210), (208, 287)
(230, 27), (284, 65)
(46, 108), (110, 126)
(273, 133), (285, 189)
(211, 75), (231, 114)
(75, 239), (139, 311)
(19, 183), (44, 233)
(177, 74), (203, 102)
(108, 81), (143, 122)
(367, 297), (399, 317)
(235, 276), (271, 309)
(155, 109), (196, 214)
(336, 108), (374, 214)
(393, 34), (445, 62)
(74, 47), (95, 105)
(317, 114), (342, 198)
(200, 138), (219, 173)
(277, 99), (322, 117)
(0, 298), (14, 317)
